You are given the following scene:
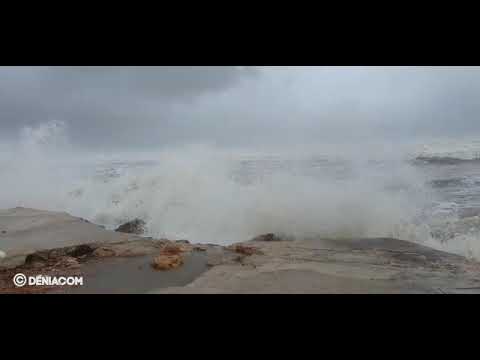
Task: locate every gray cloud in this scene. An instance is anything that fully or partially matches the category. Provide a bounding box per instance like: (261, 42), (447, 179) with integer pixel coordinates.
(0, 66), (258, 148)
(1, 66), (480, 150)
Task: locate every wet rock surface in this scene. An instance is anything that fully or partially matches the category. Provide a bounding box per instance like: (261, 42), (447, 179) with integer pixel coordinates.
(0, 207), (137, 257)
(250, 233), (289, 242)
(156, 237), (480, 294)
(115, 219), (146, 234)
(152, 254), (184, 271)
(68, 253), (208, 294)
(2, 208), (480, 294)
(0, 238), (206, 293)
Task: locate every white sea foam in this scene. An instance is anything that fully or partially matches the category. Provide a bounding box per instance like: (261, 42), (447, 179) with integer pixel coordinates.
(415, 137), (480, 160)
(2, 121), (480, 260)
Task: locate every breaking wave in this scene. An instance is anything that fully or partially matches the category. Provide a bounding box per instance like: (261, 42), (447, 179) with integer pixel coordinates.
(414, 138), (480, 164)
(2, 121), (480, 260)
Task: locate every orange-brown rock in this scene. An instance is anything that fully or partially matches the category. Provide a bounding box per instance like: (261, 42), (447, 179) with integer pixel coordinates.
(151, 254), (184, 271)
(160, 244), (188, 256)
(93, 247), (117, 258)
(230, 245), (263, 256)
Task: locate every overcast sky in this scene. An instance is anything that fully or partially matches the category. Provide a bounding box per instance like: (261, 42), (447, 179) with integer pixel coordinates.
(1, 66), (480, 150)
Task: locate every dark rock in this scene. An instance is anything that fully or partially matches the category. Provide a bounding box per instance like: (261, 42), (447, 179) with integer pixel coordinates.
(251, 233), (284, 242)
(66, 244), (94, 258)
(230, 245), (263, 256)
(115, 219), (146, 234)
(176, 240), (190, 244)
(25, 252), (49, 265)
(1, 230), (6, 234)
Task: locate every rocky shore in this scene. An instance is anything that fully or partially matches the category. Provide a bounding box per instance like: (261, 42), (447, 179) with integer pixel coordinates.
(2, 207), (480, 294)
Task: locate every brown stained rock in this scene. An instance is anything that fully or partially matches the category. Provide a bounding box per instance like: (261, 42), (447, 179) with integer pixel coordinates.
(23, 245), (94, 268)
(93, 247), (117, 258)
(55, 256), (81, 269)
(151, 254), (184, 271)
(230, 245), (263, 256)
(161, 243), (188, 255)
(114, 249), (141, 257)
(47, 249), (67, 260)
(66, 244), (94, 258)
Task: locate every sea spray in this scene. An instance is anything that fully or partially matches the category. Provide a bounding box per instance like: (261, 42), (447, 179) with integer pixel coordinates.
(2, 121), (480, 260)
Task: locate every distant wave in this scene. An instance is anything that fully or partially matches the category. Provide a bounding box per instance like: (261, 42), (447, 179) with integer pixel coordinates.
(414, 156), (480, 165)
(414, 138), (480, 164)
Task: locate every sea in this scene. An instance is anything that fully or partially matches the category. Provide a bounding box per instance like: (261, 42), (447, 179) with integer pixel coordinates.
(2, 121), (480, 260)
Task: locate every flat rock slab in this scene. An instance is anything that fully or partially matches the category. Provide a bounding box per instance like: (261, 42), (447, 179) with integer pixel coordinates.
(0, 207), (137, 258)
(2, 208), (480, 294)
(0, 238), (212, 294)
(154, 237), (480, 294)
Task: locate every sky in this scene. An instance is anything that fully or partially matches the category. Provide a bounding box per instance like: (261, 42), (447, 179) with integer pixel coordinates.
(1, 66), (480, 151)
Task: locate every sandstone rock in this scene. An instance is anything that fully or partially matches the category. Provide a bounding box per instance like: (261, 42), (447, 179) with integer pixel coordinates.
(47, 248), (68, 260)
(115, 219), (146, 234)
(55, 256), (81, 268)
(93, 247), (117, 258)
(161, 244), (186, 255)
(230, 245), (263, 256)
(151, 254), (184, 271)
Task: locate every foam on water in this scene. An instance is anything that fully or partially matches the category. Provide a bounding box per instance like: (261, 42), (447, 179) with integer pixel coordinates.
(416, 137), (480, 161)
(2, 121), (480, 260)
